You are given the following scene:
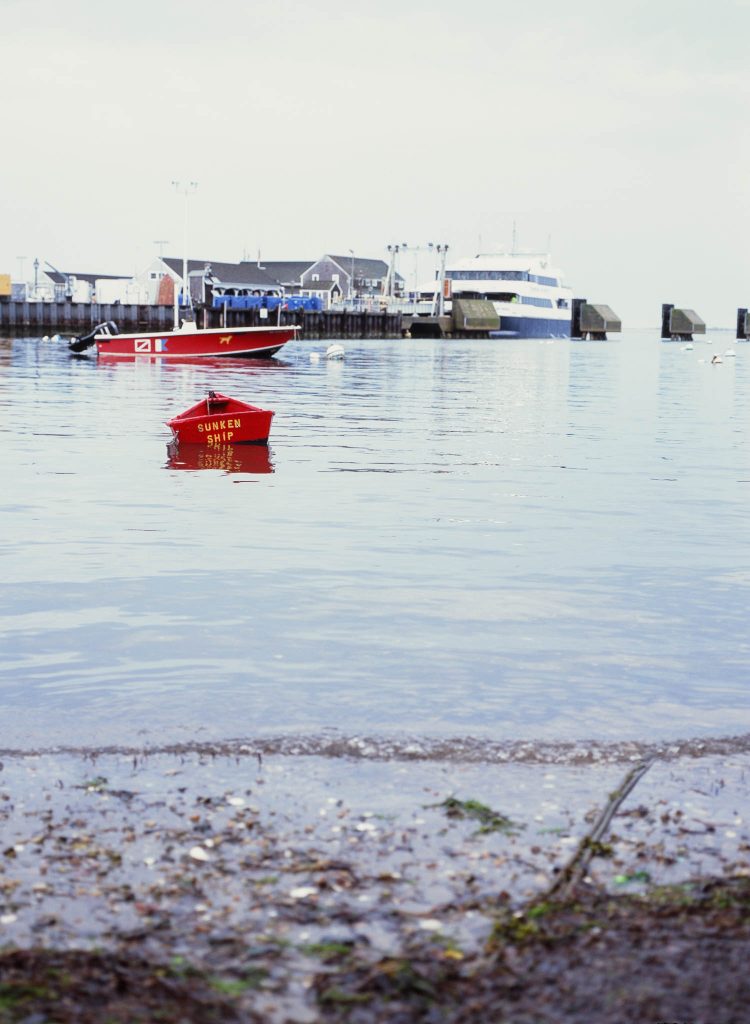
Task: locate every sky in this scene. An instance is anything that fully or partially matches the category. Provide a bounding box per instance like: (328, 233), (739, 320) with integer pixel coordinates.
(1, 0), (749, 326)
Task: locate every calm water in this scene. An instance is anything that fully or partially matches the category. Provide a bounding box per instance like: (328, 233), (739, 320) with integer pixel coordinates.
(1, 331), (748, 750)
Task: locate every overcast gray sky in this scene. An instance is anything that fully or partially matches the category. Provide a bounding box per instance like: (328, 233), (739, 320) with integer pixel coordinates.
(2, 0), (748, 325)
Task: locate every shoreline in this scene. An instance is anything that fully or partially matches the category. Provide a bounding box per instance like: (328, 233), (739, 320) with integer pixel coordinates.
(1, 745), (748, 1021)
(2, 728), (750, 764)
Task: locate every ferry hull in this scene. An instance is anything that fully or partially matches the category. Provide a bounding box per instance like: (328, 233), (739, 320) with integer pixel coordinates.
(96, 325), (297, 359)
(490, 316), (571, 339)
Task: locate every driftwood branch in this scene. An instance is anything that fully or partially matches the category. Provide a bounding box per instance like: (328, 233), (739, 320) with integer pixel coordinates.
(547, 756), (656, 900)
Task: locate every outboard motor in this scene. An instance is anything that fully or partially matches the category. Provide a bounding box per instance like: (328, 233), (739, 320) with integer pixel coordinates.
(69, 320), (119, 353)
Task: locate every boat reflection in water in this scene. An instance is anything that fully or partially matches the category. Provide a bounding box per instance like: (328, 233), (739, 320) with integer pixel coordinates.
(165, 441), (274, 474)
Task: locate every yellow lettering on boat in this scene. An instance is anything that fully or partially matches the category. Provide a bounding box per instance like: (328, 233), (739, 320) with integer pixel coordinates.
(197, 423), (203, 432)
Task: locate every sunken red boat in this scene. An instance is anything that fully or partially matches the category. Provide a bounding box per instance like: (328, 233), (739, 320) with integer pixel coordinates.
(167, 391), (274, 446)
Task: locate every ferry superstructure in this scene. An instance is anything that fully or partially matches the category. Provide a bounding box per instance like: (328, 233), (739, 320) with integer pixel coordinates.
(445, 253), (573, 338)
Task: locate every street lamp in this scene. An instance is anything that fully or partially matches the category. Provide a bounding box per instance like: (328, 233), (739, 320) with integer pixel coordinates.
(171, 180), (198, 325)
(349, 248), (355, 305)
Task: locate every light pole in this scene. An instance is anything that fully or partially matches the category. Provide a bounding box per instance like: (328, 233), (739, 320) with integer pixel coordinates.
(349, 249), (355, 305)
(433, 244), (450, 317)
(385, 243), (407, 301)
(171, 180), (197, 325)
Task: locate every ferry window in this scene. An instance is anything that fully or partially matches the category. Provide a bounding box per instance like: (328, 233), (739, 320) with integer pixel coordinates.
(530, 274), (559, 286)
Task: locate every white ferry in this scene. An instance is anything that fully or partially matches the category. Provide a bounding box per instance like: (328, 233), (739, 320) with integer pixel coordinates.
(444, 252), (573, 338)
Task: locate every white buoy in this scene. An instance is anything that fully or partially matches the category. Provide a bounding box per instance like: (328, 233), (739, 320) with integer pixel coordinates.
(50, 333), (61, 343)
(326, 344), (345, 360)
(42, 335), (50, 342)
(309, 351), (320, 362)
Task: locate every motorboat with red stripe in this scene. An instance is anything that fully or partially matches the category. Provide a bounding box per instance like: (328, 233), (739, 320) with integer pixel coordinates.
(69, 319), (297, 358)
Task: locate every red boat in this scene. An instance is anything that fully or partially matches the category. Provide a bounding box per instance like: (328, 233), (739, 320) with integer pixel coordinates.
(166, 391), (274, 446)
(70, 320), (297, 359)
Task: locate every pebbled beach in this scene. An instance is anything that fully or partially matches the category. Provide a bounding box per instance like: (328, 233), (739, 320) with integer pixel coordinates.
(1, 741), (748, 1022)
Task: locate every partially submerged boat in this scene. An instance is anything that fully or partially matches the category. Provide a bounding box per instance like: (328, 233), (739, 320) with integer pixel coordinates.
(166, 391), (274, 446)
(69, 319), (297, 359)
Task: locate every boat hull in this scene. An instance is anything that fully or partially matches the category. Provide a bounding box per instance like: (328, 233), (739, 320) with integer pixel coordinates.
(166, 392), (274, 446)
(96, 324), (297, 359)
(489, 315), (571, 339)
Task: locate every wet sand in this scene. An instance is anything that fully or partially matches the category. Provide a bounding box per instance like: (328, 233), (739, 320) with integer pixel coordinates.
(1, 741), (749, 1022)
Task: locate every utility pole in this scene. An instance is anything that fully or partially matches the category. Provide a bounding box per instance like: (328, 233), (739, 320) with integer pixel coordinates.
(171, 180), (198, 326)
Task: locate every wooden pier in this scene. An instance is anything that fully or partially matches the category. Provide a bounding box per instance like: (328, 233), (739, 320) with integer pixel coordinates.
(0, 301), (403, 341)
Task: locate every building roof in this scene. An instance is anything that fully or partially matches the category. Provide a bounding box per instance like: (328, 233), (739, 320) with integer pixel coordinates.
(247, 260), (314, 285)
(159, 254), (392, 291)
(325, 255), (389, 278)
(161, 258), (281, 291)
(44, 270), (130, 285)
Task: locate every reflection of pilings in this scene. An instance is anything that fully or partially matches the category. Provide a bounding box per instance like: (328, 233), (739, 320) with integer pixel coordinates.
(0, 302), (404, 339)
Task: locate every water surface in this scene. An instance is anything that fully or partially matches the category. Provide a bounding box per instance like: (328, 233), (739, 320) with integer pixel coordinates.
(1, 331), (747, 749)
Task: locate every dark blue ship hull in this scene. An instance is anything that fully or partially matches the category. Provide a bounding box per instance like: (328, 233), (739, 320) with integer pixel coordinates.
(489, 315), (571, 339)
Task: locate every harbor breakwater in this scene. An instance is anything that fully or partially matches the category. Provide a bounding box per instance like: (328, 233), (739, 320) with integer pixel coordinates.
(0, 300), (403, 340)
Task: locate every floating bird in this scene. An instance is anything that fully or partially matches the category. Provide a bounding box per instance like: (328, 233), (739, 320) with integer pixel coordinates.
(711, 354), (723, 364)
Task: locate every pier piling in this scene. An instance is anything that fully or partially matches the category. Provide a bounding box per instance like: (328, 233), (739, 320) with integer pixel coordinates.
(737, 308), (749, 340)
(0, 302), (403, 340)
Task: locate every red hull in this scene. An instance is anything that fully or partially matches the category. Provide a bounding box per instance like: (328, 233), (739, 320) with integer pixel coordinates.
(96, 324), (297, 359)
(166, 392), (274, 446)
